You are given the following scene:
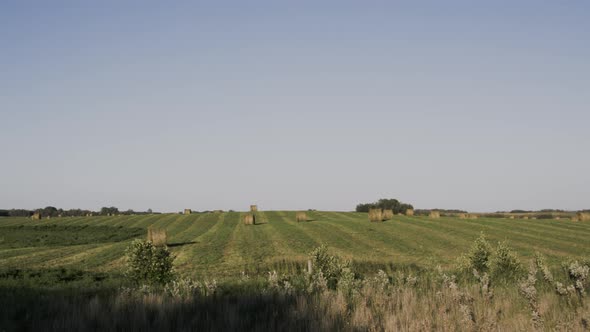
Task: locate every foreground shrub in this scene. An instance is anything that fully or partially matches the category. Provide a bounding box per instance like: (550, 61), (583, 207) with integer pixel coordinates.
(309, 245), (352, 291)
(125, 239), (175, 286)
(490, 241), (524, 281)
(459, 233), (492, 273)
(564, 260), (590, 296)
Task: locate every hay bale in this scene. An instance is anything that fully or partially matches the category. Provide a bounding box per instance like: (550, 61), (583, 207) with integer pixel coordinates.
(457, 213), (467, 219)
(382, 209), (394, 221)
(578, 212), (590, 221)
(296, 211), (308, 222)
(243, 214), (256, 225)
(250, 205), (258, 212)
(405, 209), (414, 216)
(522, 216), (529, 220)
(369, 208), (383, 222)
(184, 209), (192, 215)
(429, 211), (440, 219)
(509, 215), (515, 219)
(31, 212), (40, 220)
(555, 217), (560, 220)
(147, 227), (167, 247)
(467, 214), (478, 220)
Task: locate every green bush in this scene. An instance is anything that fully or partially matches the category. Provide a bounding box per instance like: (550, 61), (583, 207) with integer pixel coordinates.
(309, 245), (351, 290)
(125, 240), (175, 286)
(490, 241), (523, 281)
(459, 232), (492, 273)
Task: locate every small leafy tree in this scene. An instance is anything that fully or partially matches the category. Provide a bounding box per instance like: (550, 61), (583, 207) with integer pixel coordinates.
(490, 241), (523, 281)
(309, 245), (351, 290)
(125, 239), (175, 286)
(459, 232), (493, 273)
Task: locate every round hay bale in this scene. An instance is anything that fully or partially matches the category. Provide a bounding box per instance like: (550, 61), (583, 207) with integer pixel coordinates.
(429, 211), (440, 219)
(147, 227), (167, 247)
(405, 209), (414, 216)
(369, 208), (383, 222)
(382, 209), (394, 221)
(31, 212), (41, 220)
(243, 214), (256, 225)
(577, 212), (590, 221)
(457, 213), (467, 219)
(296, 211), (308, 222)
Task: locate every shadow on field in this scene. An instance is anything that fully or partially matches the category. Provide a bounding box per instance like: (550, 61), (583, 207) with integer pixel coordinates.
(167, 241), (198, 248)
(0, 287), (345, 331)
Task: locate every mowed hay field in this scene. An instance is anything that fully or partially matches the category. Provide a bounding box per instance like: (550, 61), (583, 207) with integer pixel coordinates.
(1, 211), (589, 278)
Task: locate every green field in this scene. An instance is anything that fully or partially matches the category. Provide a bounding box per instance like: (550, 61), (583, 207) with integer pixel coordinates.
(1, 211), (589, 278)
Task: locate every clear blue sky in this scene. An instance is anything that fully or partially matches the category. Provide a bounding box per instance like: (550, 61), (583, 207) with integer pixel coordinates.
(1, 1), (589, 212)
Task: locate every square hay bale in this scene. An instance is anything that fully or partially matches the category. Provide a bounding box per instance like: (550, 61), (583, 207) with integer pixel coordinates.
(250, 205), (258, 212)
(243, 214), (256, 225)
(382, 209), (394, 221)
(184, 209), (192, 215)
(369, 208), (383, 222)
(578, 212), (590, 221)
(405, 209), (414, 216)
(31, 212), (40, 220)
(147, 227), (167, 247)
(296, 211), (308, 222)
(429, 211), (440, 219)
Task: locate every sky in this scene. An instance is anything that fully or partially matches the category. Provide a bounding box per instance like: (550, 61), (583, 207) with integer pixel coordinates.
(1, 1), (589, 212)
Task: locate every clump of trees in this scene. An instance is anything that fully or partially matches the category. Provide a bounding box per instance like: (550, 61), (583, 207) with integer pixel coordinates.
(356, 198), (413, 214)
(100, 207), (120, 216)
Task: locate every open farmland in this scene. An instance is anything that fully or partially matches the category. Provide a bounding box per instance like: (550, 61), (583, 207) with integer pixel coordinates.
(1, 211), (589, 278)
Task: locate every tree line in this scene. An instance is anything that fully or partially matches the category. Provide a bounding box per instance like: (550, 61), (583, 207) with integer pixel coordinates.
(0, 207), (155, 218)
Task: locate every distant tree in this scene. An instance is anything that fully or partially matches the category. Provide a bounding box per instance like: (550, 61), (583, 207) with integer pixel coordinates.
(147, 208), (153, 214)
(100, 207), (119, 216)
(355, 203), (374, 213)
(376, 199), (400, 210)
(41, 206), (58, 217)
(356, 199), (413, 214)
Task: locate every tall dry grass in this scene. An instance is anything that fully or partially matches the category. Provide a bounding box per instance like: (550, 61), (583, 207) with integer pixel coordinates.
(4, 274), (588, 331)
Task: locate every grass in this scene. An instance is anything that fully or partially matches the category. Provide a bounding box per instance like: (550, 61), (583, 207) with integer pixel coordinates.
(1, 212), (590, 279)
(1, 212), (590, 331)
